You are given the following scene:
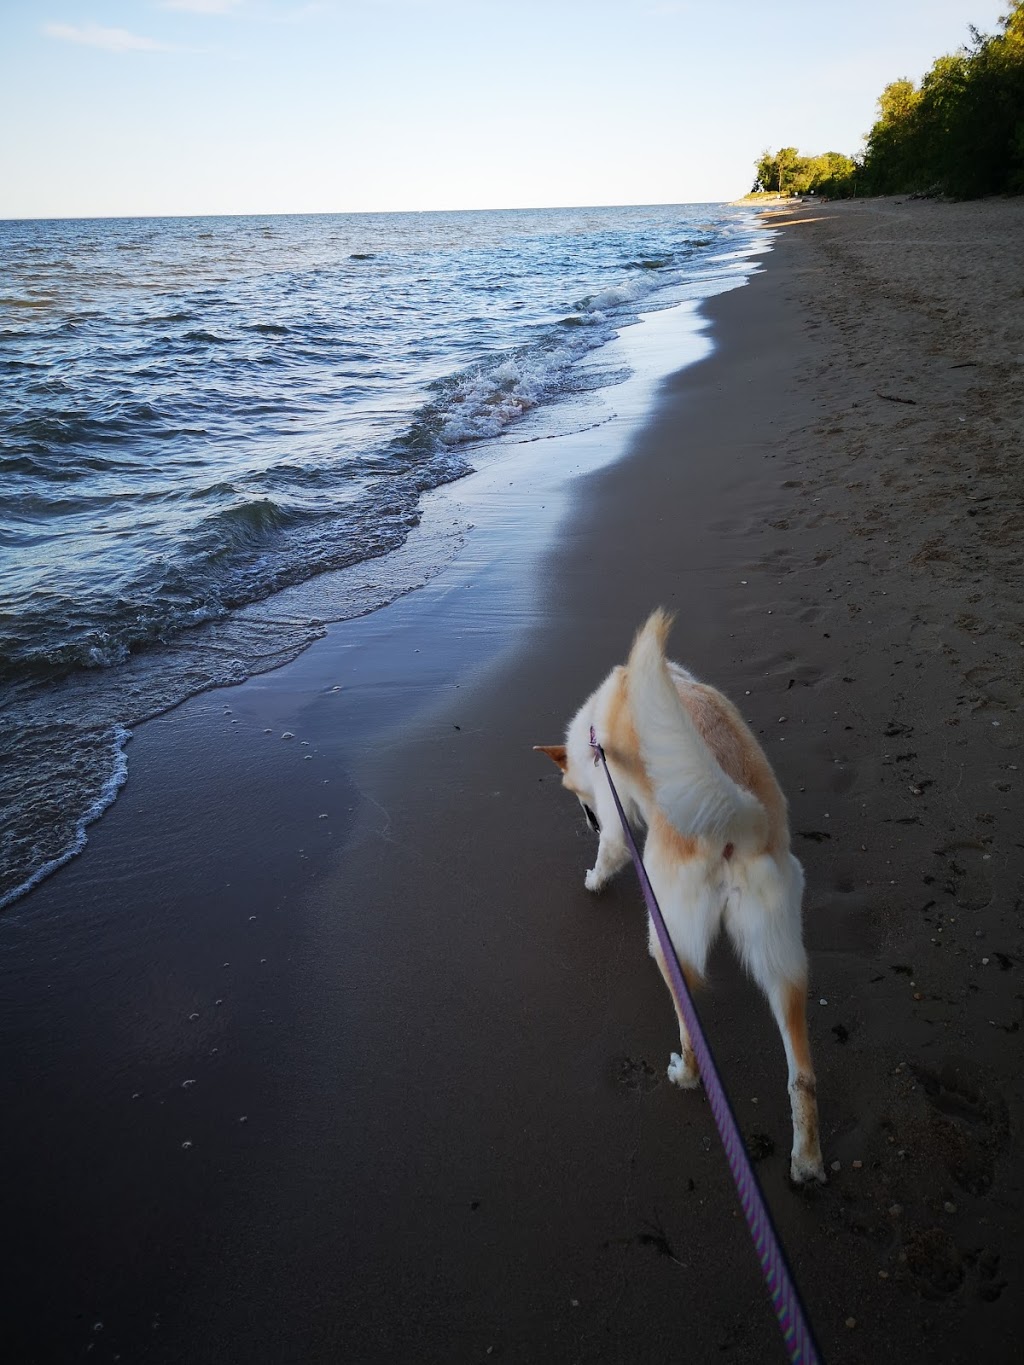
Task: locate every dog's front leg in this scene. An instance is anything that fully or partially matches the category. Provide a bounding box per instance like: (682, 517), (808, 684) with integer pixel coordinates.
(585, 825), (629, 892)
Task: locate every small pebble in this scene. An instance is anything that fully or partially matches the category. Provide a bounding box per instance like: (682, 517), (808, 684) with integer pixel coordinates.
(830, 1160), (841, 1173)
(845, 1317), (856, 1330)
(181, 1079), (196, 1089)
(852, 1159), (863, 1170)
(944, 1201), (957, 1214)
(878, 1270), (889, 1280)
(281, 732), (294, 739)
(819, 998), (828, 1006)
(181, 1140), (193, 1150)
(889, 1203), (903, 1216)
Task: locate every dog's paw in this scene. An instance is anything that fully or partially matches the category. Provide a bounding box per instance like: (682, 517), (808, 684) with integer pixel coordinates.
(789, 1150), (827, 1185)
(584, 868), (605, 893)
(667, 1051), (700, 1089)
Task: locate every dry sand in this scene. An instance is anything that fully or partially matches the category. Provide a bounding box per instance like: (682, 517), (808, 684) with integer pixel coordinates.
(1, 197), (1022, 1364)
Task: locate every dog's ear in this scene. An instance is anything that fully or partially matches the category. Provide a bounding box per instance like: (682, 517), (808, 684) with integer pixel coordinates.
(533, 744), (568, 772)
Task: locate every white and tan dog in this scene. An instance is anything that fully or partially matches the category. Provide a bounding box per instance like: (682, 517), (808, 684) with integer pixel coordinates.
(536, 610), (825, 1184)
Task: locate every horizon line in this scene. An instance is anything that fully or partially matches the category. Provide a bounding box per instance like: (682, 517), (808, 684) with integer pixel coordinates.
(0, 196), (738, 225)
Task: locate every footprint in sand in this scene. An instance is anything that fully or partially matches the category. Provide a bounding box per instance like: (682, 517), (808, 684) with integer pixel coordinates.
(614, 1056), (660, 1094)
(934, 841), (992, 911)
(909, 1056), (1009, 1197)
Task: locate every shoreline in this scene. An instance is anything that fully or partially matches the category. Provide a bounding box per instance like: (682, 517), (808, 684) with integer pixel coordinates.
(2, 197), (1022, 1363)
(0, 209), (768, 916)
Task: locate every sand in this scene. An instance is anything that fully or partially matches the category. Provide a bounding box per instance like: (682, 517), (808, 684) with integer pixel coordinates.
(1, 197), (1022, 1364)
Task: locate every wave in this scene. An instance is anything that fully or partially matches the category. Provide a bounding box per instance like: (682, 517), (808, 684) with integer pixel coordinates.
(9, 401), (205, 453)
(190, 496), (300, 560)
(0, 723), (131, 913)
(138, 310), (195, 325)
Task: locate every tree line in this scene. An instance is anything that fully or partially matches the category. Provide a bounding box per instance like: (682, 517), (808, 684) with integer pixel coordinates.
(753, 1), (1024, 199)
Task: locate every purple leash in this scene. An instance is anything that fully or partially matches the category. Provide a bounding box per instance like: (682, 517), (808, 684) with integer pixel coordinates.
(590, 728), (823, 1365)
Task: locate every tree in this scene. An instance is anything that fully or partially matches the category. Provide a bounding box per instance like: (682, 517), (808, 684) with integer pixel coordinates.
(751, 147), (858, 198)
(755, 3), (1024, 199)
(861, 1), (1024, 196)
(752, 147), (802, 194)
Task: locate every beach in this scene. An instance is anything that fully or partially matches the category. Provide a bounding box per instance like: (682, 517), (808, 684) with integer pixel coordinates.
(2, 196), (1022, 1363)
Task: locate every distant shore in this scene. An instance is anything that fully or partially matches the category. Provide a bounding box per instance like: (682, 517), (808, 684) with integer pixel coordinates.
(2, 197), (1022, 1364)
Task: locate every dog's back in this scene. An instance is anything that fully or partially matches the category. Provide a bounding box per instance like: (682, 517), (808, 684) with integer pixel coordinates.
(625, 610), (786, 857)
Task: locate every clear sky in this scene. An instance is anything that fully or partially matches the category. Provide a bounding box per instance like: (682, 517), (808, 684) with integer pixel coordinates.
(0, 0), (1010, 218)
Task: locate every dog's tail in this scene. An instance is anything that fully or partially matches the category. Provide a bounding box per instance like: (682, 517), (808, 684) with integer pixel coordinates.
(626, 610), (769, 852)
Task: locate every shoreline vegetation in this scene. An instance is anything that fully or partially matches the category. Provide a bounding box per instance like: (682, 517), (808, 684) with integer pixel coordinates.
(751, 1), (1023, 200)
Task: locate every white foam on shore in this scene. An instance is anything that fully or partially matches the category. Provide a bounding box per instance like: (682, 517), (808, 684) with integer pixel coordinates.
(0, 724), (131, 912)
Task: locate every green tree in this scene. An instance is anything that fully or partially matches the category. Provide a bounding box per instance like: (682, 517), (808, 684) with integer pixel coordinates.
(864, 79), (925, 192)
(755, 3), (1024, 200)
(751, 147), (858, 198)
(753, 146), (802, 194)
(861, 2), (1024, 196)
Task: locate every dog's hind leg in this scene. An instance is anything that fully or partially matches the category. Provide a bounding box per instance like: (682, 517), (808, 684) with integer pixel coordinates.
(725, 854), (826, 1184)
(644, 836), (722, 1090)
(771, 977), (825, 1184)
(649, 937), (704, 1089)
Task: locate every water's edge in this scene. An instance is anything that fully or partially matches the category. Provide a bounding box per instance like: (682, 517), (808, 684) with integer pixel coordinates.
(0, 230), (769, 911)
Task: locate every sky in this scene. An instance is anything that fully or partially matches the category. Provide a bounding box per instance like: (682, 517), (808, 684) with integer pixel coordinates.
(0, 0), (1012, 218)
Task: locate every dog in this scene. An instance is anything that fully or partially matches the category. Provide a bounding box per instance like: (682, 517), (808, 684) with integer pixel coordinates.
(535, 609), (825, 1184)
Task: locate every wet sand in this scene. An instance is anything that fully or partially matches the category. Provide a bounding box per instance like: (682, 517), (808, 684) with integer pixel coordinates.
(2, 198), (1022, 1364)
